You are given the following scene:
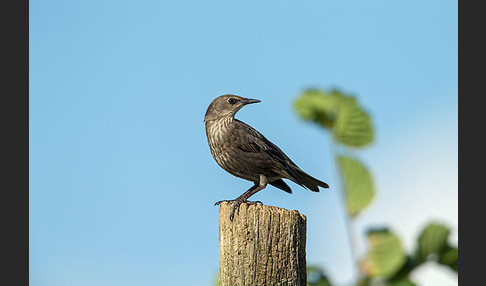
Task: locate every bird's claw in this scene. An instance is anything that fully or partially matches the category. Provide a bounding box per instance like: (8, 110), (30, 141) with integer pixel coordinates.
(214, 200), (235, 207)
(214, 200), (264, 221)
(214, 200), (263, 206)
(246, 200), (263, 206)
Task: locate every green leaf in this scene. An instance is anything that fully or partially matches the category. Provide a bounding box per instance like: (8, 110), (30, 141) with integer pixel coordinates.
(333, 95), (374, 147)
(294, 88), (374, 147)
(388, 277), (417, 286)
(338, 156), (375, 217)
(416, 223), (450, 262)
(438, 246), (458, 272)
(294, 89), (339, 129)
(366, 228), (407, 278)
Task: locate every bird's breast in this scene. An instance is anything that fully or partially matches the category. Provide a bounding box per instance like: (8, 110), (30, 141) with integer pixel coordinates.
(205, 119), (255, 180)
(205, 119), (233, 164)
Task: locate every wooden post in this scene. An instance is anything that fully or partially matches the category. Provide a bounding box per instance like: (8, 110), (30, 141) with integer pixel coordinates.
(218, 202), (307, 286)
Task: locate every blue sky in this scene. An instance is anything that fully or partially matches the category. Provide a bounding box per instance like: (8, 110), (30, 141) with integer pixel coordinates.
(30, 1), (457, 285)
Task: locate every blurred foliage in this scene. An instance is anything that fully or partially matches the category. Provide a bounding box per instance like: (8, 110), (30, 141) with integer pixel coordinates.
(361, 222), (458, 285)
(306, 222), (457, 286)
(294, 89), (376, 218)
(307, 266), (332, 286)
(294, 89), (373, 147)
(338, 156), (375, 217)
(365, 228), (406, 278)
(416, 223), (450, 262)
(293, 88), (457, 286)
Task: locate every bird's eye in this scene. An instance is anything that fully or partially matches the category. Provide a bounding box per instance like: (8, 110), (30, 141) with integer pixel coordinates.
(228, 98), (237, 105)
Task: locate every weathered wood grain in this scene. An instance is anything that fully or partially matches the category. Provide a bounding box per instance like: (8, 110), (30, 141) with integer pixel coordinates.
(219, 202), (307, 286)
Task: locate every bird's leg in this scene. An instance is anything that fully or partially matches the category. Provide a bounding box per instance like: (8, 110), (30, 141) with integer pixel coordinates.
(215, 175), (268, 221)
(214, 184), (258, 206)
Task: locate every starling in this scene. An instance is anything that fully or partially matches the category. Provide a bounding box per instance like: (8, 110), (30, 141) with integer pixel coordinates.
(204, 94), (329, 220)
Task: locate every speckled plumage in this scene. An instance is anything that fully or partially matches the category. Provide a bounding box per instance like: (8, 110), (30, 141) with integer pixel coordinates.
(205, 94), (329, 220)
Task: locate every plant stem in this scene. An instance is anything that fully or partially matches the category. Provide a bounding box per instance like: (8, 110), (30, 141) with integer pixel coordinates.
(330, 138), (362, 284)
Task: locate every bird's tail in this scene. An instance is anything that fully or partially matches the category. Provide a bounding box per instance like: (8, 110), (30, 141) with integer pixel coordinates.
(291, 167), (329, 192)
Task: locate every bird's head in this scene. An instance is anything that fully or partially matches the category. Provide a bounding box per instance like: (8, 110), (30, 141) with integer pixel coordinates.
(204, 94), (261, 122)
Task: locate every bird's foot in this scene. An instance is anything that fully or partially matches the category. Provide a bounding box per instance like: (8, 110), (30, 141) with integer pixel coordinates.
(214, 199), (263, 206)
(214, 199), (235, 207)
(245, 200), (263, 206)
(214, 199), (264, 221)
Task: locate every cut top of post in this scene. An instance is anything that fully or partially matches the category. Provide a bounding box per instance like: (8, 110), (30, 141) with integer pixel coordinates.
(218, 202), (307, 286)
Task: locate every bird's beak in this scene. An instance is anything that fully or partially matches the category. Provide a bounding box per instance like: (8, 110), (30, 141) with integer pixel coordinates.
(242, 98), (261, 105)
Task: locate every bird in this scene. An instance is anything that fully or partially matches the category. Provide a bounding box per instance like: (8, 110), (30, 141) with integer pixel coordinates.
(204, 94), (329, 221)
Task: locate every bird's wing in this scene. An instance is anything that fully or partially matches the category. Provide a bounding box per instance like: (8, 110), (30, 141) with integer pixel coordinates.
(234, 119), (286, 160)
(234, 120), (303, 184)
(233, 119), (329, 192)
